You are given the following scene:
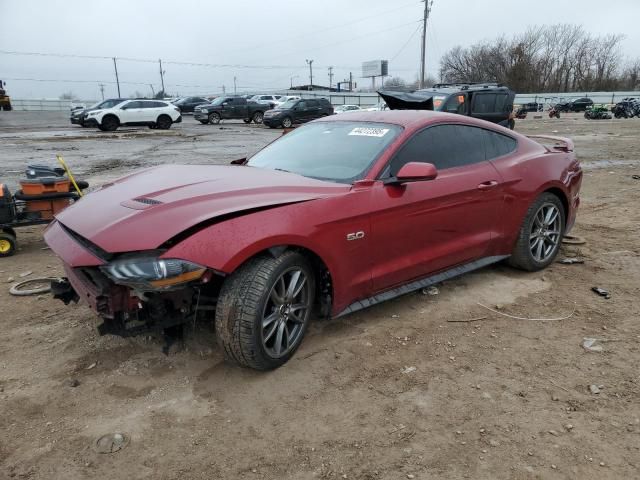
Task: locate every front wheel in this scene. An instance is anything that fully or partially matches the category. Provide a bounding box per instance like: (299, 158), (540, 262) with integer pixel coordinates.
(100, 116), (119, 132)
(0, 232), (17, 257)
(215, 251), (315, 370)
(281, 116), (293, 128)
(209, 112), (221, 124)
(509, 193), (565, 272)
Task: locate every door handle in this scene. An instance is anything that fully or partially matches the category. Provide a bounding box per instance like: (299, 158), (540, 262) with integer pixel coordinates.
(477, 180), (499, 191)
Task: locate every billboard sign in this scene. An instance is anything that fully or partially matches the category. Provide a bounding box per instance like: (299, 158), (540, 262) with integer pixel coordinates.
(362, 60), (389, 78)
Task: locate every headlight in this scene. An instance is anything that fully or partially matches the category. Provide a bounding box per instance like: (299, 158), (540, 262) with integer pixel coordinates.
(101, 256), (206, 290)
(201, 109), (209, 114)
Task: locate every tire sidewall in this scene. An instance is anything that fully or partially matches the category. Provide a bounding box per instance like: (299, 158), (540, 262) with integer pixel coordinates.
(519, 194), (565, 270)
(209, 113), (221, 124)
(281, 117), (292, 128)
(252, 254), (315, 368)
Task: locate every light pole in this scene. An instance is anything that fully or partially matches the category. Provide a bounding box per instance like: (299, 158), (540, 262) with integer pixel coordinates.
(305, 59), (314, 91)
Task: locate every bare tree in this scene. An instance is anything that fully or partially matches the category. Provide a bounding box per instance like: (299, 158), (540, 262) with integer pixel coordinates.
(439, 25), (633, 93)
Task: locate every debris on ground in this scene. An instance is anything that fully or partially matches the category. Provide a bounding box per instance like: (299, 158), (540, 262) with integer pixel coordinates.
(559, 257), (585, 264)
(94, 433), (129, 454)
(422, 286), (439, 295)
(64, 378), (80, 388)
(632, 175), (640, 180)
(401, 366), (417, 374)
(582, 338), (604, 353)
(9, 277), (55, 296)
(562, 235), (587, 245)
(19, 271), (33, 278)
(591, 287), (611, 299)
(589, 384), (602, 394)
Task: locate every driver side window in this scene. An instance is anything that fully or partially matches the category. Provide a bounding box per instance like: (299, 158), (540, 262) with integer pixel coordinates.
(386, 125), (487, 176)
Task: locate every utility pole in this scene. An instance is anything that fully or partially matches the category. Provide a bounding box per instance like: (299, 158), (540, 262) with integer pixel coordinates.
(112, 57), (121, 97)
(306, 59), (314, 90)
(349, 72), (353, 91)
(419, 0), (433, 89)
(98, 83), (105, 100)
(158, 59), (165, 95)
(233, 76), (237, 95)
(328, 66), (334, 90)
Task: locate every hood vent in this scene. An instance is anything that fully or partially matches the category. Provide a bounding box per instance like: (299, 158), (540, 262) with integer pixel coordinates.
(133, 197), (162, 205)
(120, 197), (164, 210)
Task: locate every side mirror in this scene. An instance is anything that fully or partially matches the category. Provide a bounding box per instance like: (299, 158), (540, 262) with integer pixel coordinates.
(384, 162), (438, 186)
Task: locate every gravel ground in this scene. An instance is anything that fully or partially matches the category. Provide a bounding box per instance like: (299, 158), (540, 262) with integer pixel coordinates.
(0, 111), (639, 480)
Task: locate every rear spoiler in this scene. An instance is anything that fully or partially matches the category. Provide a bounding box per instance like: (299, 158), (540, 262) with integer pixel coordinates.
(527, 135), (574, 153)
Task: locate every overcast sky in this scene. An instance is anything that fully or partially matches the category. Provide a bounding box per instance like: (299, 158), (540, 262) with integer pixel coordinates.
(1, 0), (639, 100)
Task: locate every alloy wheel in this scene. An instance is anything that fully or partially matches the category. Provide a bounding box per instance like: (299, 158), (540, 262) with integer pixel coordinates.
(261, 267), (311, 358)
(529, 203), (561, 262)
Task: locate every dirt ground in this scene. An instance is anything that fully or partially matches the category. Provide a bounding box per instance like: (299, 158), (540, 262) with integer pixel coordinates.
(0, 112), (639, 480)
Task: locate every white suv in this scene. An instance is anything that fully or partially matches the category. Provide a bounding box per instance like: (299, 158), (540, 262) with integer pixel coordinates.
(248, 94), (282, 106)
(84, 99), (182, 131)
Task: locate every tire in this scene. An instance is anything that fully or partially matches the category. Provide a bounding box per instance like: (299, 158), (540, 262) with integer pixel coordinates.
(156, 115), (172, 130)
(281, 116), (293, 128)
(215, 251), (315, 370)
(252, 111), (264, 124)
(508, 193), (565, 272)
(199, 120), (209, 125)
(243, 118), (252, 124)
(101, 115), (119, 132)
(209, 112), (221, 125)
(0, 232), (17, 257)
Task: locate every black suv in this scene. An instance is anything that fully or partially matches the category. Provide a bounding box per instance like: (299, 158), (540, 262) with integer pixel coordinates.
(555, 97), (593, 113)
(379, 83), (516, 128)
(173, 96), (210, 113)
(262, 98), (334, 128)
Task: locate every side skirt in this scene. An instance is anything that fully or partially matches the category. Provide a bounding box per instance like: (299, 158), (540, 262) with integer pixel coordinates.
(335, 255), (509, 318)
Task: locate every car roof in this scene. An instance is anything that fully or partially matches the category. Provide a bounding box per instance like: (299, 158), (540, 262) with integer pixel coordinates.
(416, 83), (512, 95)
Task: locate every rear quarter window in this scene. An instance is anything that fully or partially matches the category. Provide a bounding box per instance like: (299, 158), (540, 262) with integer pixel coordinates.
(484, 130), (517, 159)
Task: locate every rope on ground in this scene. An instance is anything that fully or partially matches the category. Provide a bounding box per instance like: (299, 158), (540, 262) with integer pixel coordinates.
(476, 302), (576, 322)
(9, 277), (58, 296)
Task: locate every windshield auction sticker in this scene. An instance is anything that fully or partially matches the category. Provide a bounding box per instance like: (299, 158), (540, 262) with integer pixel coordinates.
(348, 127), (390, 137)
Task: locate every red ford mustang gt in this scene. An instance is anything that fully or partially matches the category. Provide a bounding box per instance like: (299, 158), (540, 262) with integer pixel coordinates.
(45, 111), (582, 370)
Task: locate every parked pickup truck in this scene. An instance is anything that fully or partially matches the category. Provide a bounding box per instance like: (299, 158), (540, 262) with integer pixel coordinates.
(194, 96), (270, 124)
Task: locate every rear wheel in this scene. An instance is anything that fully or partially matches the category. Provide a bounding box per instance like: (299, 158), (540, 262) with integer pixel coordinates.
(281, 116), (293, 128)
(101, 115), (119, 132)
(0, 232), (17, 257)
(243, 118), (252, 124)
(252, 111), (264, 124)
(199, 120), (209, 125)
(215, 251), (315, 370)
(156, 114), (172, 130)
(209, 112), (221, 124)
(509, 193), (565, 271)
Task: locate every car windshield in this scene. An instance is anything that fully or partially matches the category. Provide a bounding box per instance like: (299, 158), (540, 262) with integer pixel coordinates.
(247, 121), (402, 183)
(277, 99), (298, 109)
(210, 97), (229, 106)
(97, 99), (124, 109)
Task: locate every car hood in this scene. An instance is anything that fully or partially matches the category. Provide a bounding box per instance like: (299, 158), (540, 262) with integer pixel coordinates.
(55, 164), (348, 253)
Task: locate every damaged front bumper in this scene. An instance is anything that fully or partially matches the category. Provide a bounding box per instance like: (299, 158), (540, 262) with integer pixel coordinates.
(44, 220), (221, 337)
